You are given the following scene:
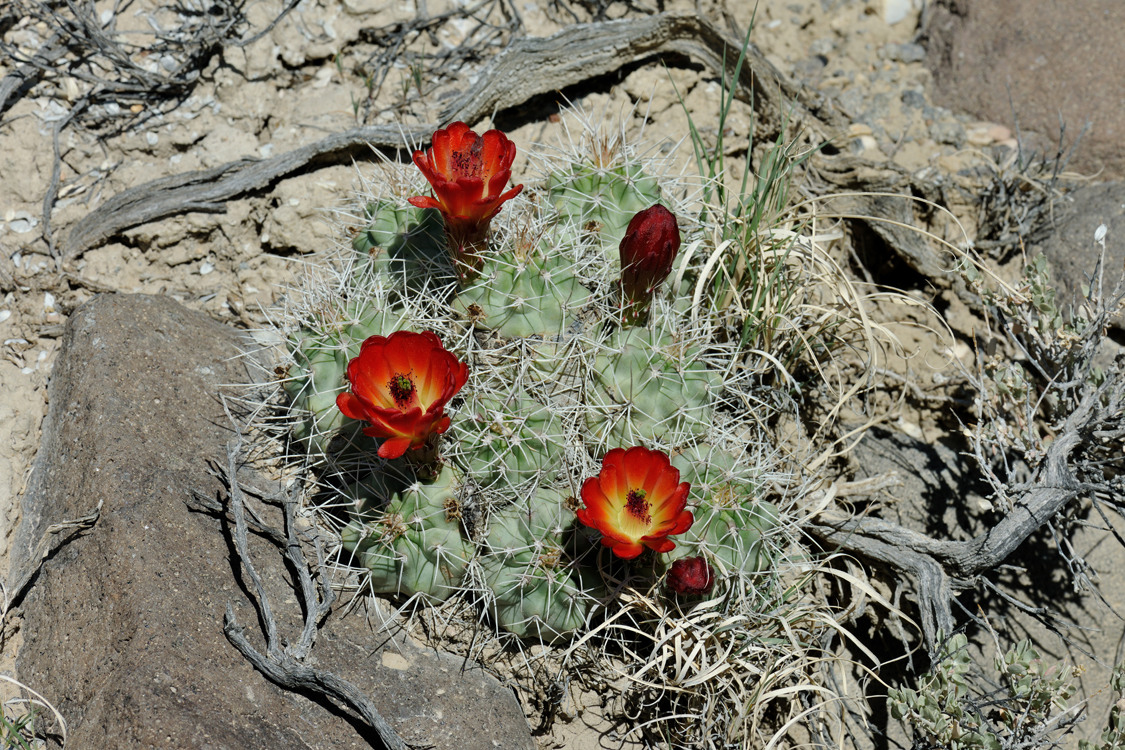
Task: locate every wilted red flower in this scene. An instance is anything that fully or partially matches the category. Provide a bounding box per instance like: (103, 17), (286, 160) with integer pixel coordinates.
(667, 556), (715, 595)
(409, 122), (524, 277)
(336, 330), (469, 460)
(618, 205), (681, 326)
(577, 446), (693, 560)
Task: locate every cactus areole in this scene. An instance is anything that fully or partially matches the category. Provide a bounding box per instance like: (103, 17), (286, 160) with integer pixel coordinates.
(619, 204), (681, 326)
(577, 446), (694, 559)
(408, 121), (524, 277)
(336, 330), (469, 459)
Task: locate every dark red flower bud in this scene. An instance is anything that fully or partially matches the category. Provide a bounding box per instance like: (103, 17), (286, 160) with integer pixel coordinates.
(667, 556), (715, 596)
(618, 205), (681, 326)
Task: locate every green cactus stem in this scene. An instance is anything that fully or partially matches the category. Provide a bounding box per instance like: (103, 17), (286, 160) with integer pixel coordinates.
(453, 252), (592, 340)
(479, 489), (602, 642)
(547, 162), (662, 256)
(341, 465), (473, 603)
(587, 327), (721, 447)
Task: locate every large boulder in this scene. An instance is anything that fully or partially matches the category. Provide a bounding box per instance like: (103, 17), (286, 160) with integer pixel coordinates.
(11, 293), (534, 750)
(923, 0), (1125, 179)
(1031, 181), (1125, 312)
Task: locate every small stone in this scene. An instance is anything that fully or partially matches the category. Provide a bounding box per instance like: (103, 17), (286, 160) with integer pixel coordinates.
(809, 37), (836, 56)
(901, 89), (926, 109)
(882, 42), (925, 63)
(883, 0), (914, 24)
(929, 121), (966, 146)
(8, 213), (37, 234)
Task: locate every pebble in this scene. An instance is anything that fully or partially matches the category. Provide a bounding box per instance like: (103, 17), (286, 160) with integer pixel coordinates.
(929, 121), (966, 146)
(883, 0), (914, 25)
(7, 214), (37, 235)
(901, 89), (926, 109)
(0, 311), (10, 323)
(880, 42), (925, 63)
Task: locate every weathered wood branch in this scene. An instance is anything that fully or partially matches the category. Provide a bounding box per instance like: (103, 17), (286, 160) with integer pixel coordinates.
(212, 440), (408, 750)
(436, 11), (845, 134)
(808, 152), (982, 310)
(806, 362), (1116, 649)
(62, 11), (845, 259)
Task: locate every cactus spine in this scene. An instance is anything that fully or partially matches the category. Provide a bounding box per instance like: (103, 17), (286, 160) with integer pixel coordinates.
(284, 132), (779, 641)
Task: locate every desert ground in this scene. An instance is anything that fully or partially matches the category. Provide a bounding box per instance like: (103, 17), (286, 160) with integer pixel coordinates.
(2, 0), (1124, 747)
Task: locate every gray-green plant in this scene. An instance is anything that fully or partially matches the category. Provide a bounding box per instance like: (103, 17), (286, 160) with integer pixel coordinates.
(1080, 663), (1125, 750)
(889, 632), (1081, 750)
(283, 137), (788, 644)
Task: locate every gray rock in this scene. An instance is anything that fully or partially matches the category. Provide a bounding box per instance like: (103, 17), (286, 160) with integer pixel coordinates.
(929, 120), (966, 146)
(881, 42), (926, 63)
(1033, 181), (1125, 314)
(792, 55), (829, 80)
(809, 37), (837, 57)
(13, 293), (534, 750)
(901, 89), (926, 109)
(923, 0), (1125, 179)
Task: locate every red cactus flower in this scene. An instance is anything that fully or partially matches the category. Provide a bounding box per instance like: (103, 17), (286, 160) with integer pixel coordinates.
(409, 122), (524, 277)
(618, 205), (681, 326)
(577, 446), (693, 560)
(336, 330), (469, 460)
(667, 556), (715, 596)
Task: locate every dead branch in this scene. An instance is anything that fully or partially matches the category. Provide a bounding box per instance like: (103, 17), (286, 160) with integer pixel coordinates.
(209, 439), (407, 750)
(808, 262), (1125, 650)
(808, 152), (982, 310)
(62, 11), (845, 259)
(0, 34), (67, 118)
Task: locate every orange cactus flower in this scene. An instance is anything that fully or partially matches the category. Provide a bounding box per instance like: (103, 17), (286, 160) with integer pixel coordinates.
(409, 122), (524, 276)
(336, 330), (469, 460)
(577, 446), (693, 560)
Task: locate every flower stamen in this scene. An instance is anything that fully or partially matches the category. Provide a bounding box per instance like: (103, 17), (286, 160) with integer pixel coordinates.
(388, 373), (415, 406)
(625, 489), (651, 525)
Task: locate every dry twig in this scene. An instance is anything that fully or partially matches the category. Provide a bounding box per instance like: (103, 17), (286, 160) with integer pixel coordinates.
(202, 439), (408, 750)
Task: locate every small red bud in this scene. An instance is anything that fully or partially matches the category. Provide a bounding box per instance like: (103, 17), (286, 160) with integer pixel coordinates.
(618, 205), (681, 326)
(667, 556), (715, 596)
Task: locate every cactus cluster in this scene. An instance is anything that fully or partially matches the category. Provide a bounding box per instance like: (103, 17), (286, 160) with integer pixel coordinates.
(282, 123), (781, 641)
(340, 465), (473, 603)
